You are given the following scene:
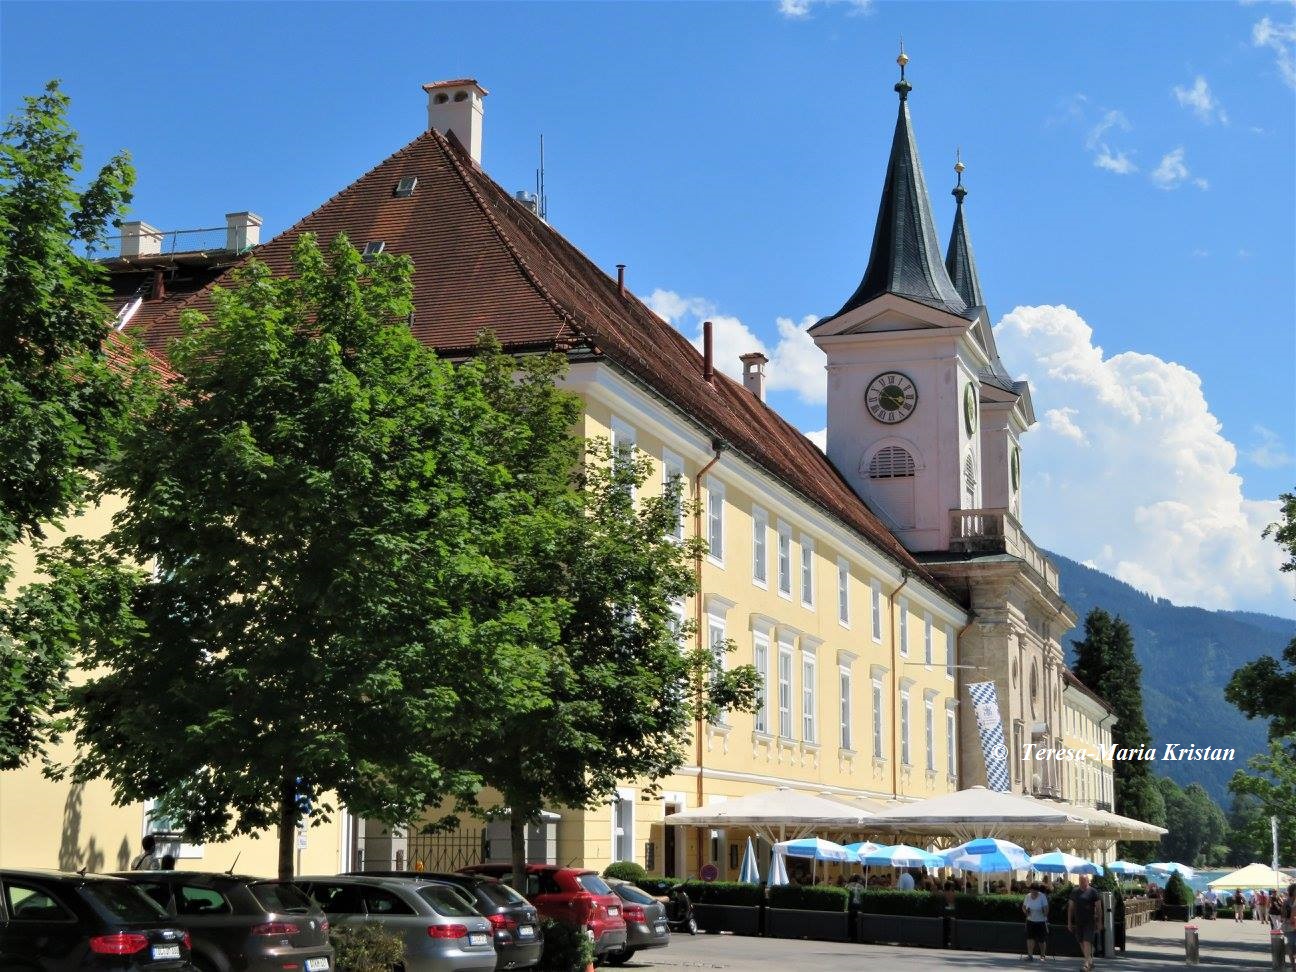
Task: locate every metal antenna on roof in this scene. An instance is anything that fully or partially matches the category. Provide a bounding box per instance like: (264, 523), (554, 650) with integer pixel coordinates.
(535, 134), (548, 222)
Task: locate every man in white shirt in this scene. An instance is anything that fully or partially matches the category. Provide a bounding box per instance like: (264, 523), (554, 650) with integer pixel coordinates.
(897, 870), (915, 891)
(1022, 883), (1050, 961)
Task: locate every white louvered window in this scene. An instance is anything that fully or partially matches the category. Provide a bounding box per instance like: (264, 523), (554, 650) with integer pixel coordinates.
(946, 709), (957, 777)
(839, 668), (852, 751)
(706, 477), (724, 563)
(871, 679), (885, 758)
(837, 558), (850, 626)
(870, 579), (883, 642)
(752, 506), (768, 587)
(778, 643), (793, 739)
(898, 598), (909, 657)
(868, 446), (916, 479)
(801, 653), (817, 743)
(777, 522), (792, 596)
(799, 535), (814, 607)
(753, 631), (770, 734)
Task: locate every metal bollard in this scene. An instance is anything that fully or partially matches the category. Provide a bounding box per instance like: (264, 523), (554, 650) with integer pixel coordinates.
(1272, 930), (1287, 971)
(1184, 924), (1199, 965)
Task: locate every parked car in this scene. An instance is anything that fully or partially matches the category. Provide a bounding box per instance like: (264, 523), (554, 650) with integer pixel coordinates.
(0, 868), (193, 971)
(113, 871), (331, 972)
(296, 875), (496, 972)
(345, 871), (540, 970)
(602, 879), (669, 966)
(458, 865), (626, 960)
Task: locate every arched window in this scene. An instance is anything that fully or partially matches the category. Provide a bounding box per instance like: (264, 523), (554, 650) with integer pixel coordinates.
(868, 446), (916, 479)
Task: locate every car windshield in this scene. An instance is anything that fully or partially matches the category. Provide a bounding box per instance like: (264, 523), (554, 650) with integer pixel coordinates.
(417, 886), (479, 918)
(475, 882), (528, 908)
(612, 883), (654, 905)
(83, 882), (169, 922)
(251, 882), (313, 914)
(576, 874), (613, 896)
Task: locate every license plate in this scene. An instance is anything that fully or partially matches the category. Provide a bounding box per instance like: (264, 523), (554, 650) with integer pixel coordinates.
(151, 945), (181, 961)
(305, 959), (330, 972)
(606, 906), (619, 917)
(655, 923), (667, 934)
(517, 924), (536, 938)
(468, 932), (489, 947)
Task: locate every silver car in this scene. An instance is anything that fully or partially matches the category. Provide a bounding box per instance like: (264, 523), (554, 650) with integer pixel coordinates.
(297, 875), (496, 972)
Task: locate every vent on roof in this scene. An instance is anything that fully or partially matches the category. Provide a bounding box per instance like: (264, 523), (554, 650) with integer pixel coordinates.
(868, 446), (916, 479)
(394, 177), (418, 198)
(362, 241), (386, 260)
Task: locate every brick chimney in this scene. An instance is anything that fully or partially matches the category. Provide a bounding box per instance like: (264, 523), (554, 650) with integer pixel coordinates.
(740, 352), (769, 401)
(119, 220), (163, 257)
(423, 79), (488, 165)
(225, 211), (262, 252)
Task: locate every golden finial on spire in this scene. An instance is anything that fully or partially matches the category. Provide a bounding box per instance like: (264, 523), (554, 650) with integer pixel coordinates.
(955, 147), (965, 176)
(897, 36), (909, 70)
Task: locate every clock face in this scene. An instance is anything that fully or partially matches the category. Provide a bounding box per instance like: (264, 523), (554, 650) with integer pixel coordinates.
(865, 372), (917, 424)
(963, 383), (978, 435)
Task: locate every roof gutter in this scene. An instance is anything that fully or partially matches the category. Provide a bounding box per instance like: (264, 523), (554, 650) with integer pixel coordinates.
(889, 568), (912, 799)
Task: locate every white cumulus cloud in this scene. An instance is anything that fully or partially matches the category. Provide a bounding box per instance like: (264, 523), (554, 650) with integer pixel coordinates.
(1253, 15), (1296, 88)
(994, 304), (1292, 615)
(1245, 425), (1294, 469)
(1081, 108), (1139, 175)
(1173, 76), (1229, 124)
(647, 289), (826, 404)
(1094, 149), (1138, 175)
(1150, 147), (1209, 191)
(777, 0), (872, 18)
(805, 428), (827, 451)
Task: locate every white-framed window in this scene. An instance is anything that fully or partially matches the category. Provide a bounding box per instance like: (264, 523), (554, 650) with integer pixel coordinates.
(945, 623), (956, 680)
(777, 639), (794, 739)
(837, 558), (850, 626)
(668, 598), (686, 645)
(706, 477), (724, 564)
(777, 522), (792, 596)
(923, 612), (933, 667)
(839, 667), (853, 751)
(801, 651), (817, 743)
(946, 707), (958, 778)
(870, 578), (883, 642)
(752, 506), (768, 587)
(753, 630), (770, 734)
(708, 614), (728, 724)
(612, 788), (636, 863)
(143, 799), (203, 859)
(898, 598), (909, 657)
(899, 687), (911, 765)
(610, 416), (637, 498)
(871, 678), (884, 758)
(662, 450), (684, 541)
(924, 694), (936, 772)
(799, 535), (815, 607)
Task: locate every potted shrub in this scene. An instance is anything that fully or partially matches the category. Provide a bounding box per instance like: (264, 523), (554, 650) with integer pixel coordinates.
(537, 918), (596, 972)
(854, 889), (946, 948)
(603, 861), (648, 883)
(766, 884), (850, 942)
(1161, 873), (1194, 923)
(682, 880), (763, 936)
(329, 923), (406, 972)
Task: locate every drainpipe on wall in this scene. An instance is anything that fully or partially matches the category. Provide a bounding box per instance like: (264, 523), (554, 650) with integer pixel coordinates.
(888, 569), (912, 799)
(953, 613), (977, 788)
(692, 438), (725, 874)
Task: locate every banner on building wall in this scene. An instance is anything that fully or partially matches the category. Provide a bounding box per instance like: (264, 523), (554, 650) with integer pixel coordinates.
(967, 681), (1011, 792)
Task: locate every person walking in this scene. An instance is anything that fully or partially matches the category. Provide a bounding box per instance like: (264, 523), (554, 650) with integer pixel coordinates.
(846, 875), (864, 942)
(1271, 888), (1285, 932)
(130, 834), (162, 871)
(1068, 873), (1101, 972)
(1204, 887), (1218, 920)
(1234, 890), (1246, 923)
(1022, 882), (1050, 962)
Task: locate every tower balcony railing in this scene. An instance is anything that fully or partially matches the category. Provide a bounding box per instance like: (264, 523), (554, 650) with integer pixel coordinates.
(949, 508), (1060, 592)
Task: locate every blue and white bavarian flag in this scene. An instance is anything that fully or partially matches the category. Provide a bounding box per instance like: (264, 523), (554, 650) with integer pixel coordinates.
(967, 681), (1011, 792)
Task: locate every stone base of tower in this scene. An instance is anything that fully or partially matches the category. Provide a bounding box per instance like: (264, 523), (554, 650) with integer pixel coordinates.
(916, 548), (1075, 798)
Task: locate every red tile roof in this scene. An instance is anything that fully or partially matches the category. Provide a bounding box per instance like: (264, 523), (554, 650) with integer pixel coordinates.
(104, 329), (179, 383)
(1063, 669), (1115, 714)
(127, 127), (937, 586)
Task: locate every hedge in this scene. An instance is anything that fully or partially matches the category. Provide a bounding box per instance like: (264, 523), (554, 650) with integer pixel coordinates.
(1164, 873), (1195, 907)
(953, 893), (1029, 923)
(679, 880), (764, 907)
(855, 889), (946, 916)
(635, 876), (683, 896)
(767, 884), (849, 913)
(603, 861), (648, 883)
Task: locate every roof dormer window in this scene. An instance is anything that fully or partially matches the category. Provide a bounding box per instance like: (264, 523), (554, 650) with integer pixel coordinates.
(394, 177), (418, 198)
(362, 241), (385, 260)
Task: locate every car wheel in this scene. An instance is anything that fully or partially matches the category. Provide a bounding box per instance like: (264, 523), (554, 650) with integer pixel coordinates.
(605, 949), (636, 967)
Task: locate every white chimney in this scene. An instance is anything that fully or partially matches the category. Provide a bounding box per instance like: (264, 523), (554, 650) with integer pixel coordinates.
(740, 352), (769, 402)
(119, 220), (163, 257)
(225, 211), (262, 252)
(423, 79), (488, 166)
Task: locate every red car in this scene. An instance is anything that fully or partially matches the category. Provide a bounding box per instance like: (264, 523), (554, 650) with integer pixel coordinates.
(460, 865), (627, 959)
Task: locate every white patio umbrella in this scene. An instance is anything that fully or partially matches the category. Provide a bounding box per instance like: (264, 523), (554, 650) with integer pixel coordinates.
(738, 836), (760, 884)
(861, 844), (944, 868)
(1147, 862), (1195, 881)
(774, 836), (852, 885)
(866, 786), (1085, 841)
(1208, 863), (1288, 890)
(1029, 850), (1104, 876)
(663, 787), (871, 843)
(1106, 860), (1147, 876)
(769, 849), (790, 887)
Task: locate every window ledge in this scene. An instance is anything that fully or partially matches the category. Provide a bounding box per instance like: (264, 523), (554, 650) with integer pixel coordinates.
(777, 588), (793, 601)
(752, 730), (775, 745)
(839, 619), (851, 630)
(801, 741), (821, 754)
(872, 755), (888, 770)
(839, 747), (858, 759)
(776, 735), (799, 751)
(706, 555), (725, 570)
(753, 578), (769, 591)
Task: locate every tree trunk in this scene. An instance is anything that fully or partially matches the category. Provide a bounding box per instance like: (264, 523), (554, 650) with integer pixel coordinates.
(277, 773), (297, 880)
(508, 799), (530, 893)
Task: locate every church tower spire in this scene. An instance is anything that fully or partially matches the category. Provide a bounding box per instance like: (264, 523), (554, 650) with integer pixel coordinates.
(831, 46), (968, 320)
(945, 150), (985, 310)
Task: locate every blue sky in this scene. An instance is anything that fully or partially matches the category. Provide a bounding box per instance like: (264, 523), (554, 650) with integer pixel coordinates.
(3, 1), (1294, 615)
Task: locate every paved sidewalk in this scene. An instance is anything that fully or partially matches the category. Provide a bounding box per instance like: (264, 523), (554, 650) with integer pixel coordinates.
(625, 916), (1281, 970)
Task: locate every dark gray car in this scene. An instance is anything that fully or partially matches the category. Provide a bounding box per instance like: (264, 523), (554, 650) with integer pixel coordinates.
(603, 879), (669, 966)
(297, 875), (495, 972)
(113, 872), (331, 972)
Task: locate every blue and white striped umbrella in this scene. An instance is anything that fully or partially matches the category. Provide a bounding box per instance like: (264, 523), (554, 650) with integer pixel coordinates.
(861, 844), (944, 868)
(1029, 850), (1104, 876)
(1147, 862), (1195, 881)
(1107, 860), (1148, 876)
(738, 837), (760, 884)
(943, 838), (1032, 873)
(843, 841), (887, 862)
(774, 837), (853, 862)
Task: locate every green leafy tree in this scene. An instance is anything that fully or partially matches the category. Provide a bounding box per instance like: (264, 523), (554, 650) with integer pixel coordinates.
(1071, 608), (1163, 854)
(1224, 792), (1268, 866)
(1156, 777), (1228, 866)
(1227, 736), (1296, 865)
(0, 81), (146, 770)
(54, 235), (551, 877)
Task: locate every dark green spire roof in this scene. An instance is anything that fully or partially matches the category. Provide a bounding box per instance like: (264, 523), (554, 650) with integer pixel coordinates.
(832, 64), (968, 320)
(945, 160), (985, 310)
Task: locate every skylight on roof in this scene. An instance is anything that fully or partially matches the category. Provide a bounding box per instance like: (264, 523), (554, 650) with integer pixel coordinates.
(362, 241), (385, 260)
(394, 176), (418, 198)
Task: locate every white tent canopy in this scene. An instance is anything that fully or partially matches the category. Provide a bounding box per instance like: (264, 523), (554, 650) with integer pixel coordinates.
(867, 787), (1085, 842)
(664, 787), (872, 843)
(1208, 863), (1289, 890)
